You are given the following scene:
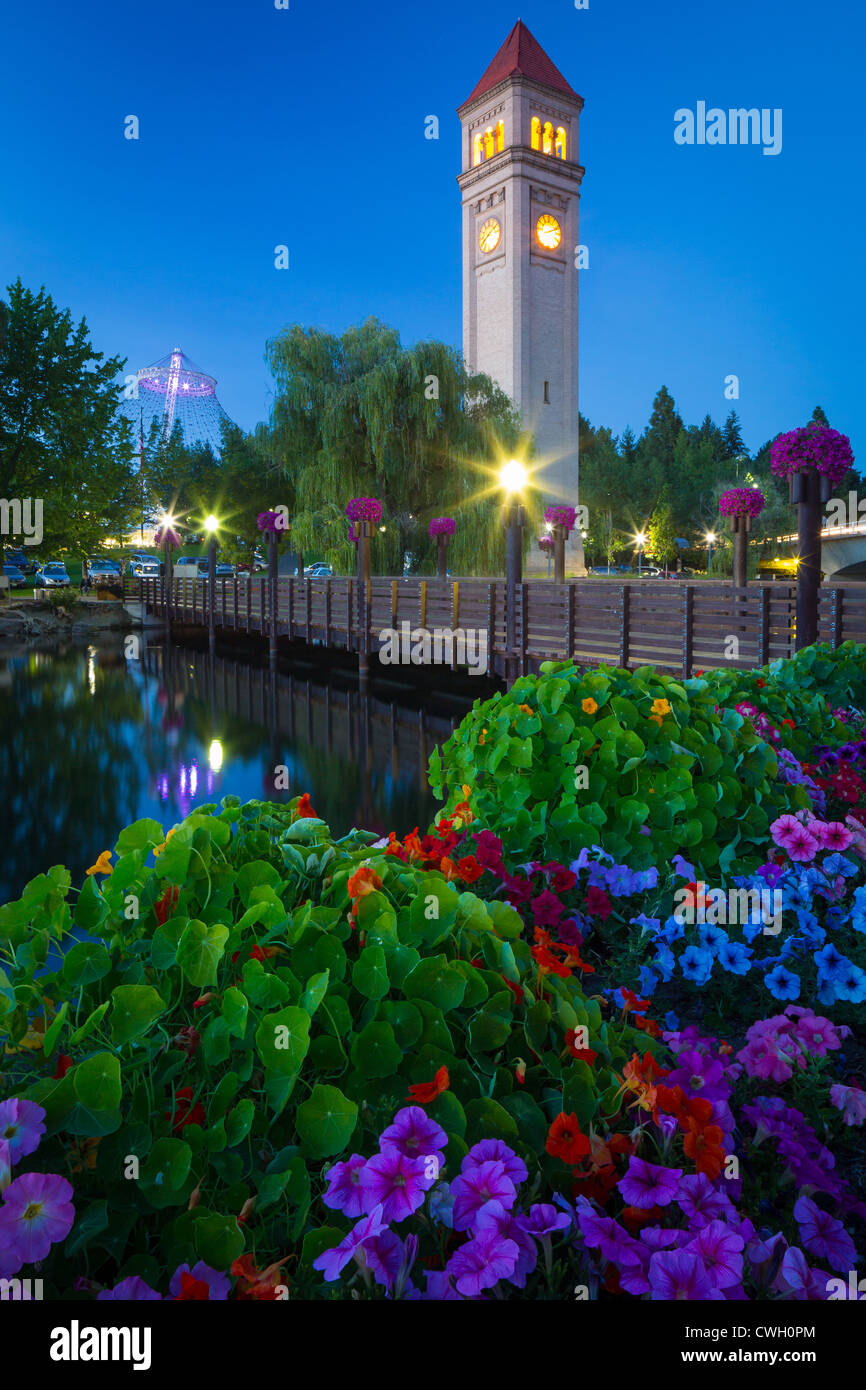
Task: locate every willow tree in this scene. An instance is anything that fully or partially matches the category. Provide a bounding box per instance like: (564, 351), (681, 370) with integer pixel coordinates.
(264, 317), (523, 575)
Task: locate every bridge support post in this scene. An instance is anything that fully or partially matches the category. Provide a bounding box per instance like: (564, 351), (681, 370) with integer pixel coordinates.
(553, 524), (566, 585)
(355, 520), (372, 688)
(793, 470), (831, 650)
(503, 503), (526, 685)
(208, 537), (217, 655)
(268, 533), (278, 668)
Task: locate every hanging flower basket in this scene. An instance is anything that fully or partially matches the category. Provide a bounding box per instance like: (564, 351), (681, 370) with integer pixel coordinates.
(719, 488), (766, 519)
(256, 511), (288, 536)
(346, 498), (383, 524)
(429, 517), (456, 538)
(544, 505), (577, 533)
(770, 424), (854, 490)
(538, 535), (555, 551)
(153, 525), (181, 548)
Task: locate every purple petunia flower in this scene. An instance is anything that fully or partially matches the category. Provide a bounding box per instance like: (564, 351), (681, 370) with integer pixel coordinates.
(793, 1195), (858, 1273)
(520, 1203), (571, 1239)
(446, 1227), (519, 1296)
(314, 1205), (386, 1282)
(359, 1150), (434, 1223)
(617, 1157), (682, 1209)
(648, 1250), (725, 1300)
(575, 1200), (643, 1267)
(675, 1173), (735, 1226)
(683, 1220), (744, 1290)
(475, 1201), (538, 1287)
(378, 1107), (447, 1164)
(451, 1161), (517, 1231)
(0, 1099), (46, 1163)
(0, 1171), (74, 1264)
(169, 1261), (231, 1300)
(357, 1229), (405, 1291)
(0, 1140), (10, 1194)
(322, 1153), (368, 1218)
(462, 1139), (528, 1188)
(98, 1276), (163, 1301)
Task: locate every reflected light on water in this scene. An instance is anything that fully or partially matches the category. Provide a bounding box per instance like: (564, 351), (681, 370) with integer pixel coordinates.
(208, 739), (224, 772)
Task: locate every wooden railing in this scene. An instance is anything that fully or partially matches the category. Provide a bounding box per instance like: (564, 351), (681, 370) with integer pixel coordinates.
(140, 577), (866, 679)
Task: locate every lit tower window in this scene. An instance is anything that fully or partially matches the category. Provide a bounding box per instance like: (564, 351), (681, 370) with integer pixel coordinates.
(531, 116), (541, 150)
(495, 118), (504, 151)
(555, 125), (567, 159)
(473, 132), (483, 165)
(542, 121), (554, 155)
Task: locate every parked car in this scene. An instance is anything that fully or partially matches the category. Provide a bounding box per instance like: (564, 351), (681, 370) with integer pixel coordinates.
(2, 564), (26, 588)
(88, 559), (123, 580)
(34, 562), (71, 588)
(304, 564), (333, 578)
(4, 548), (37, 575)
(129, 559), (160, 579)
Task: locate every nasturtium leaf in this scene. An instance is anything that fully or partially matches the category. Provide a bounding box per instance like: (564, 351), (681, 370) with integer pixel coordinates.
(225, 1098), (256, 1147)
(73, 876), (110, 932)
(0, 966), (17, 1016)
(291, 931), (347, 982)
(41, 1002), (68, 1058)
(142, 1137), (192, 1192)
(255, 1005), (311, 1075)
(301, 969), (330, 1017)
(350, 1021), (402, 1078)
(151, 918), (186, 971)
(110, 984), (166, 1046)
(116, 818), (166, 854)
(177, 919), (229, 988)
(64, 1200), (110, 1258)
(296, 1084), (358, 1158)
(72, 1052), (122, 1110)
(428, 1088), (467, 1139)
(242, 959), (291, 1008)
(235, 859), (282, 907)
(381, 941), (420, 988)
(465, 1098), (519, 1145)
(379, 1001), (423, 1049)
(68, 1000), (110, 1047)
(208, 1071), (239, 1123)
(194, 1214), (244, 1269)
(62, 941), (111, 988)
(352, 945), (389, 1000)
(468, 1001), (511, 1052)
(402, 956), (467, 1013)
(202, 1016), (231, 1067)
(221, 987), (249, 1039)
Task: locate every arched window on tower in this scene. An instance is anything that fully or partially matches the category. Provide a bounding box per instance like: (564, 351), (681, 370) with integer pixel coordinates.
(555, 126), (567, 160)
(542, 122), (554, 155)
(495, 119), (504, 152)
(473, 132), (484, 166)
(483, 126), (495, 159)
(530, 116), (541, 150)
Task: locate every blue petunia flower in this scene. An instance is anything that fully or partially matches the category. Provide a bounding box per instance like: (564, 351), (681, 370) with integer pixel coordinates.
(660, 914), (685, 945)
(824, 853), (857, 879)
(717, 940), (752, 975)
(679, 944), (714, 985)
(697, 923), (729, 955)
(765, 964), (801, 1001)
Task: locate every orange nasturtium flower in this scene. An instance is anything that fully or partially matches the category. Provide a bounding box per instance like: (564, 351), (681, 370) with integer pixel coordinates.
(294, 792), (318, 820)
(231, 1253), (290, 1301)
(581, 697), (598, 715)
(651, 698), (671, 716)
(546, 1112), (591, 1165)
(347, 865), (383, 901)
(683, 1118), (726, 1180)
(648, 714), (662, 726)
(153, 826), (177, 857)
(85, 850), (113, 876)
(407, 1065), (449, 1105)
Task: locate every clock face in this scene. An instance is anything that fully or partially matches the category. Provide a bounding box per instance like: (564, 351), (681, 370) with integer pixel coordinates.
(536, 214), (562, 251)
(478, 218), (501, 253)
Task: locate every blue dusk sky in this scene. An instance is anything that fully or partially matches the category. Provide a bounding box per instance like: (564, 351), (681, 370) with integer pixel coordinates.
(1, 0), (862, 457)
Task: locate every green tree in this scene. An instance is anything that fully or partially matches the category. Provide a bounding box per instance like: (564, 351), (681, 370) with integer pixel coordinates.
(646, 497), (679, 571)
(264, 317), (522, 575)
(0, 279), (137, 554)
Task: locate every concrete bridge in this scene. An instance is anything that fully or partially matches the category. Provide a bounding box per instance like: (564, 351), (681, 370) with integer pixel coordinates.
(774, 521), (866, 580)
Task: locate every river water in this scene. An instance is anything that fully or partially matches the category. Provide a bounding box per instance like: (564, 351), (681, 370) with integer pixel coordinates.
(0, 636), (476, 903)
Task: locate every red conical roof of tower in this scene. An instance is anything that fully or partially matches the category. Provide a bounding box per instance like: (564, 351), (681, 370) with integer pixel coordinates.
(460, 19), (581, 108)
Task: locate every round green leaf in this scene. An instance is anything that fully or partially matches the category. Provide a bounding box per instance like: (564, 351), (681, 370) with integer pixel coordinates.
(72, 1052), (122, 1110)
(403, 956), (467, 1013)
(177, 919), (229, 987)
(352, 945), (389, 1000)
(255, 1005), (311, 1075)
(350, 1021), (402, 1078)
(295, 1083), (358, 1158)
(63, 941), (111, 988)
(110, 984), (166, 1046)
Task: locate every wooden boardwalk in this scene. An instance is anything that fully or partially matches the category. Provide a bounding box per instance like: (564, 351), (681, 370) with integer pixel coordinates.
(140, 576), (866, 680)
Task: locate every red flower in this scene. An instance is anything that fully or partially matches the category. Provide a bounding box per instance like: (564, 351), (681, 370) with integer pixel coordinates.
(167, 1086), (206, 1132)
(584, 885), (613, 922)
(192, 993), (216, 1009)
(154, 885), (180, 926)
(231, 1254), (288, 1301)
(545, 1112), (591, 1164)
(407, 1066), (449, 1105)
(756, 678), (766, 688)
(456, 855), (484, 884)
(294, 792), (317, 820)
(501, 975), (523, 1004)
(53, 1054), (73, 1079)
(531, 889), (564, 927)
(546, 863), (577, 893)
(565, 1030), (597, 1064)
(620, 987), (650, 1015)
(175, 1272), (211, 1300)
(174, 1026), (200, 1056)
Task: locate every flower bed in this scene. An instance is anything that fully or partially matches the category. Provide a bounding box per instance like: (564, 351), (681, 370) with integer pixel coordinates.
(1, 643), (865, 1300)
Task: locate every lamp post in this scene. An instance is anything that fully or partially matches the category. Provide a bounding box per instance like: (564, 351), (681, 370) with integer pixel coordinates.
(500, 461), (528, 683)
(204, 514), (219, 652)
(635, 531), (647, 578)
(705, 531), (715, 577)
(346, 498), (382, 688)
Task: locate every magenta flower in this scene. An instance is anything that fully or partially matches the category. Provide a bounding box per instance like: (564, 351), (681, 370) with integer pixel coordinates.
(0, 1171), (74, 1263)
(313, 1205), (386, 1282)
(829, 1083), (866, 1126)
(648, 1250), (725, 1300)
(771, 423), (854, 489)
(817, 821), (853, 852)
(379, 1107), (447, 1164)
(98, 1277), (163, 1301)
(451, 1160), (517, 1231)
(793, 1195), (858, 1273)
(531, 889), (563, 927)
(346, 497), (383, 524)
(322, 1153), (368, 1218)
(791, 1012), (845, 1057)
(770, 814), (819, 862)
(462, 1139), (528, 1188)
(446, 1227), (519, 1296)
(0, 1099), (46, 1163)
(617, 1157), (683, 1209)
(544, 505), (577, 533)
(684, 1219), (744, 1289)
(358, 1230), (405, 1291)
(719, 487), (766, 519)
(473, 830), (503, 871)
(359, 1149), (434, 1223)
(773, 1245), (831, 1300)
(429, 517), (456, 538)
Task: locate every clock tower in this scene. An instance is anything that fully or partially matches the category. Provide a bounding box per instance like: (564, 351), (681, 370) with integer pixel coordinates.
(457, 20), (585, 573)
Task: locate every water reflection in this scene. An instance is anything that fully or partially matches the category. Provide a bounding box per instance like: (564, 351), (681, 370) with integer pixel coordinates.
(0, 638), (471, 902)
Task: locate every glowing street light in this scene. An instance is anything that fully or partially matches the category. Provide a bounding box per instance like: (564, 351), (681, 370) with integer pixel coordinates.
(635, 531), (647, 577)
(705, 530), (716, 575)
(204, 514), (219, 534)
(499, 459), (528, 495)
